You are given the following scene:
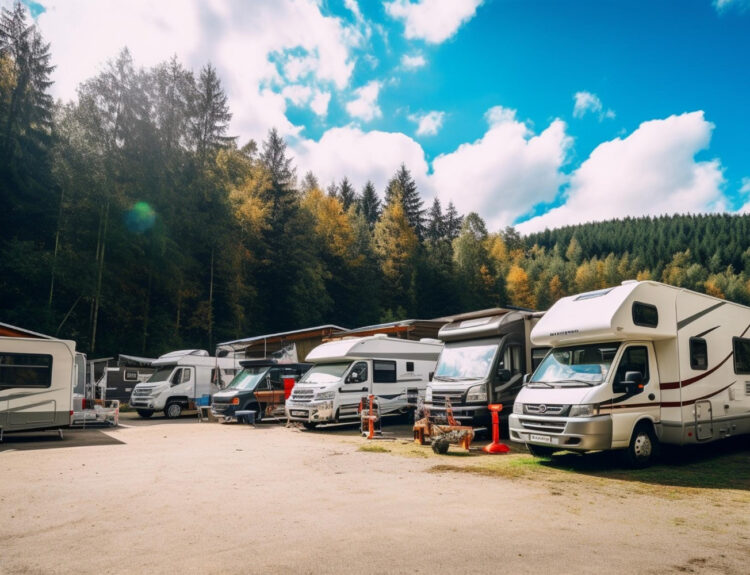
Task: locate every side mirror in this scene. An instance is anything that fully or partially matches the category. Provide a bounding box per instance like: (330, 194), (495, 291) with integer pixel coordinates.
(523, 373), (530, 384)
(429, 372), (434, 382)
(496, 369), (511, 382)
(614, 371), (644, 394)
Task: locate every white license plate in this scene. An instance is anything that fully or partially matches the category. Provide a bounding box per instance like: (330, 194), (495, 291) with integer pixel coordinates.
(290, 410), (307, 417)
(529, 433), (553, 444)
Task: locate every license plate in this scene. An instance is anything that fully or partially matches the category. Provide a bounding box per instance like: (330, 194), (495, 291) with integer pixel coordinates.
(529, 433), (553, 444)
(290, 410), (307, 417)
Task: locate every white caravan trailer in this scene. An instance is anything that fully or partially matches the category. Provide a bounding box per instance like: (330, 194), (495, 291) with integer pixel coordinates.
(285, 335), (442, 428)
(509, 280), (750, 467)
(128, 350), (238, 418)
(426, 309), (547, 427)
(0, 336), (76, 440)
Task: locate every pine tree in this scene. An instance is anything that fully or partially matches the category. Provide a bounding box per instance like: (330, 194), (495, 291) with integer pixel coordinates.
(444, 201), (463, 241)
(300, 171), (319, 194)
(385, 164), (425, 239)
(358, 180), (381, 229)
(426, 197), (445, 244)
(193, 63), (234, 162)
(338, 176), (356, 210)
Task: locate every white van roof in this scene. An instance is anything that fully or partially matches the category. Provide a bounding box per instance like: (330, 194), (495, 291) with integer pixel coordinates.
(531, 280), (683, 346)
(305, 335), (442, 363)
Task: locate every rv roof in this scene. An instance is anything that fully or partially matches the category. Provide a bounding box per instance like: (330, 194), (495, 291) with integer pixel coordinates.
(306, 335), (443, 363)
(217, 324), (348, 351)
(0, 322), (54, 339)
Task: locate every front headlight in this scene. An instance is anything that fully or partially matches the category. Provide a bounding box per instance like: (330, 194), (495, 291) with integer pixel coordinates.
(425, 387), (433, 403)
(315, 391), (335, 401)
(466, 384), (487, 403)
(569, 404), (599, 417)
(513, 402), (523, 415)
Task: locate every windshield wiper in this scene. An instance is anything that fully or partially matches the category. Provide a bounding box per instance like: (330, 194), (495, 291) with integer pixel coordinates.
(528, 381), (553, 388)
(433, 376), (457, 382)
(559, 379), (599, 387)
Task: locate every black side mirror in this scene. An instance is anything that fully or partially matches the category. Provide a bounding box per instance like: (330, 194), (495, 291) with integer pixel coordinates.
(429, 372), (434, 382)
(496, 369), (511, 382)
(523, 373), (530, 384)
(614, 371), (644, 394)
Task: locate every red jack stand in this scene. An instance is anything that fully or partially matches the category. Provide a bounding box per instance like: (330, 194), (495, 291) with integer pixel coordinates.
(483, 404), (510, 454)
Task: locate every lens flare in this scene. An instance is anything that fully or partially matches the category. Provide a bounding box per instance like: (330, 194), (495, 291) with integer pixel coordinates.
(125, 201), (156, 233)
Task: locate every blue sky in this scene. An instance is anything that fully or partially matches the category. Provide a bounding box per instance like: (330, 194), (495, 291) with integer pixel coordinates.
(20, 0), (750, 232)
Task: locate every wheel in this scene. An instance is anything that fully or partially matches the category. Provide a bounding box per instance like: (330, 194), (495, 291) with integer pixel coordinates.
(432, 437), (450, 455)
(623, 423), (659, 468)
(164, 402), (182, 419)
(136, 409), (154, 418)
(527, 443), (557, 458)
(302, 422), (318, 430)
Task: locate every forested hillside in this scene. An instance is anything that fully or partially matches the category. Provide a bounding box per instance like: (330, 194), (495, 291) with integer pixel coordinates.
(2, 4), (750, 357)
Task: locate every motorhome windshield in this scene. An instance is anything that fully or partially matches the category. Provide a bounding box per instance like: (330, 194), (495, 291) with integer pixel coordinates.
(531, 343), (620, 386)
(299, 363), (350, 384)
(434, 343), (498, 380)
(147, 367), (174, 383)
(225, 367), (269, 391)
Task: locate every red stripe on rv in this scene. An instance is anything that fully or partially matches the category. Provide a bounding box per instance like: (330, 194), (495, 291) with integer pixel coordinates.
(659, 382), (735, 408)
(659, 352), (733, 390)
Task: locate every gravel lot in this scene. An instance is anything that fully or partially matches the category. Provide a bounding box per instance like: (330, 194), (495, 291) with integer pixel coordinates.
(1, 413), (749, 575)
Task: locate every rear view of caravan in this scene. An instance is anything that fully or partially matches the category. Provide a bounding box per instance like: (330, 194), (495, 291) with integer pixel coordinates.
(0, 336), (76, 440)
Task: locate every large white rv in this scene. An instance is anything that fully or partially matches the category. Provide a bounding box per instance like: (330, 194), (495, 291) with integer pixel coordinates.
(285, 335), (442, 428)
(509, 280), (750, 467)
(128, 350), (238, 418)
(426, 309), (547, 426)
(0, 336), (76, 440)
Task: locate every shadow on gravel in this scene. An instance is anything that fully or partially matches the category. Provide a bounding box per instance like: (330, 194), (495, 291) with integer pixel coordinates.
(536, 436), (750, 491)
(0, 428), (124, 452)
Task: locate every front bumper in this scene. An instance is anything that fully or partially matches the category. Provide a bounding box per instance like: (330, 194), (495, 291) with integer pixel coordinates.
(285, 400), (335, 423)
(129, 398), (156, 409)
(509, 414), (613, 451)
(211, 403), (237, 417)
(425, 402), (490, 425)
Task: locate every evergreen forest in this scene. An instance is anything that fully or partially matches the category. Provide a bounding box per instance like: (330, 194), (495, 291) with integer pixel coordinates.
(3, 4), (750, 357)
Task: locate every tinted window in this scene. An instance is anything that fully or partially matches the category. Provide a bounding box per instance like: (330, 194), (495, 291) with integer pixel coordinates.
(733, 337), (750, 374)
(406, 361), (414, 372)
(0, 353), (53, 388)
(373, 360), (397, 383)
(690, 338), (708, 371)
(124, 369), (138, 381)
(633, 302), (658, 328)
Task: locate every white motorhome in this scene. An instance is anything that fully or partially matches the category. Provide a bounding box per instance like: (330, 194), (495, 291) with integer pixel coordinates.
(426, 309), (547, 426)
(1, 336), (76, 440)
(285, 335), (443, 429)
(128, 350), (238, 418)
(510, 280), (750, 467)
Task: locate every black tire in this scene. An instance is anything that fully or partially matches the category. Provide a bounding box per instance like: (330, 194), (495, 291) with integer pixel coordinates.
(302, 422), (318, 430)
(136, 409), (154, 418)
(164, 402), (182, 419)
(623, 422), (659, 468)
(432, 437), (450, 455)
(527, 443), (557, 458)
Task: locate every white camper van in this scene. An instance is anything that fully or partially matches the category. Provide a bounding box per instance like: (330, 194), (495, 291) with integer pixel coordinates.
(128, 350), (238, 418)
(285, 335), (442, 428)
(510, 280), (750, 467)
(426, 309), (547, 426)
(1, 336), (76, 440)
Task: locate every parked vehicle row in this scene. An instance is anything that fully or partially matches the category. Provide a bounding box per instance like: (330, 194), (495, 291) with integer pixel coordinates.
(4, 280), (750, 469)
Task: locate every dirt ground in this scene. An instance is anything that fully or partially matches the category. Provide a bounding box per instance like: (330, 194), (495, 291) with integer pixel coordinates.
(1, 413), (749, 575)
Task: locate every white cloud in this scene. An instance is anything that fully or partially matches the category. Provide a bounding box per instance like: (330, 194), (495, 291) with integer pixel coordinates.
(384, 0), (483, 44)
(410, 110), (445, 136)
(736, 178), (750, 213)
(35, 0), (363, 141)
(431, 106), (572, 230)
(282, 84), (313, 106)
(714, 0), (750, 13)
(573, 91), (615, 121)
(401, 53), (426, 70)
(292, 125), (430, 195)
(517, 112), (725, 234)
(346, 80), (382, 122)
(310, 90), (331, 117)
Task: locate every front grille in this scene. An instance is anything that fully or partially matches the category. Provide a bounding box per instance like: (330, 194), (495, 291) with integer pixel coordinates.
(291, 388), (315, 403)
(520, 418), (566, 433)
(431, 392), (464, 408)
(133, 388), (152, 397)
(524, 404), (569, 416)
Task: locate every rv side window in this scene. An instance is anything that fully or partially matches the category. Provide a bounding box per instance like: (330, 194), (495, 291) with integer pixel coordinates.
(689, 338), (708, 371)
(373, 360), (397, 383)
(614, 346), (650, 385)
(632, 302), (658, 328)
(124, 369), (138, 381)
(181, 368), (192, 383)
(406, 361), (414, 372)
(732, 337), (750, 374)
(0, 353), (53, 388)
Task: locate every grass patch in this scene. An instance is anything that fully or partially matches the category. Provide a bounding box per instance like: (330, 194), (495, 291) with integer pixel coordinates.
(357, 444), (391, 453)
